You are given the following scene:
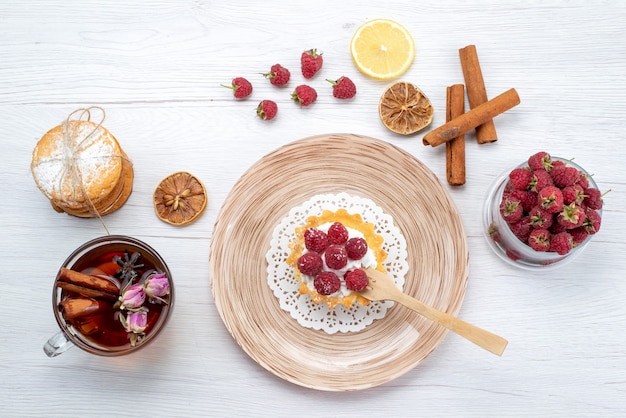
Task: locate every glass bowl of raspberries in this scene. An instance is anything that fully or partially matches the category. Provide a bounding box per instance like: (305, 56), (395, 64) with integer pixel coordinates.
(483, 151), (604, 270)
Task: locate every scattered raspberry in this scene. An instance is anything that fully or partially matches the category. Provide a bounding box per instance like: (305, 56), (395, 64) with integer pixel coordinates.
(529, 169), (554, 193)
(256, 100), (278, 121)
(583, 188), (603, 210)
(326, 76), (357, 99)
(529, 205), (553, 229)
(582, 209), (602, 234)
(314, 271), (341, 295)
(528, 229), (551, 252)
(327, 222), (349, 245)
(569, 227), (589, 246)
(222, 77), (253, 99)
(344, 268), (369, 292)
(551, 164), (579, 188)
(291, 84), (318, 106)
(528, 151), (552, 171)
(304, 228), (328, 253)
(509, 167), (533, 190)
(324, 244), (348, 270)
(562, 184), (585, 205)
(301, 48), (323, 79)
(549, 232), (573, 255)
(346, 237), (368, 260)
(538, 186), (564, 213)
(499, 196), (523, 223)
(263, 64), (291, 87)
(297, 252), (323, 276)
(510, 189), (537, 213)
(557, 203), (586, 229)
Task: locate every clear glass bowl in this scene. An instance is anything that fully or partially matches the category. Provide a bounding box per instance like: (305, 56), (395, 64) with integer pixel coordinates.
(482, 157), (601, 270)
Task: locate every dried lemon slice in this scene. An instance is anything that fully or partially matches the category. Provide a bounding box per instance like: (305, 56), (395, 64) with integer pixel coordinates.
(350, 19), (415, 80)
(379, 81), (434, 135)
(154, 171), (207, 226)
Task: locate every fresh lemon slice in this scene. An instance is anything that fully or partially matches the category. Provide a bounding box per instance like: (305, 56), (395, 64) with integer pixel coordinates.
(350, 19), (415, 80)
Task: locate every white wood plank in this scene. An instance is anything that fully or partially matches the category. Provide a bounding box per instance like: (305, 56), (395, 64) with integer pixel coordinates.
(1, 0), (625, 416)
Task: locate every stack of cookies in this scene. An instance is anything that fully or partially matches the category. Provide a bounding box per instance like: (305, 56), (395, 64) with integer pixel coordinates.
(31, 116), (133, 218)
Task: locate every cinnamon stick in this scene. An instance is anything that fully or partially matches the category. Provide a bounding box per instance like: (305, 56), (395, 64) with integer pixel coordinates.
(446, 84), (466, 186)
(57, 267), (120, 294)
(56, 282), (119, 301)
(423, 88), (520, 147)
(459, 45), (498, 144)
(59, 298), (108, 320)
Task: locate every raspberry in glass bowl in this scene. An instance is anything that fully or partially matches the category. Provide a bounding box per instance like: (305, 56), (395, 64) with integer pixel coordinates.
(483, 151), (604, 270)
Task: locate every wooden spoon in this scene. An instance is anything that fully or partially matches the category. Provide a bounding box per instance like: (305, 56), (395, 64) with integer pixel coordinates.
(362, 268), (508, 356)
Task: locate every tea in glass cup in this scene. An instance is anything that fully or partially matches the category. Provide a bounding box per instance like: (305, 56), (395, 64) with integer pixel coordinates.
(44, 235), (174, 357)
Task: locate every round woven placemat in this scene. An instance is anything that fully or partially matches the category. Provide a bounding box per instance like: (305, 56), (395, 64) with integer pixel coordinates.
(209, 133), (468, 391)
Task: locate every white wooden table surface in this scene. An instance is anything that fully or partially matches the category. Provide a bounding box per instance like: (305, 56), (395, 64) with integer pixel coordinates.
(2, 1), (625, 416)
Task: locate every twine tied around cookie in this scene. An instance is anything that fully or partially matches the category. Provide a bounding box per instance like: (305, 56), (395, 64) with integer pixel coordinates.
(54, 106), (130, 234)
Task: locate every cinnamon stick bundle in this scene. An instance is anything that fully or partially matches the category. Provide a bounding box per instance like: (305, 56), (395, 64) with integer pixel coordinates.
(459, 45), (498, 144)
(423, 88), (520, 147)
(446, 84), (466, 186)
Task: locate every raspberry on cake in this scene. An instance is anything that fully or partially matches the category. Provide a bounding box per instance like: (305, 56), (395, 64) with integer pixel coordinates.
(327, 222), (349, 244)
(297, 252), (323, 276)
(324, 245), (348, 270)
(346, 237), (368, 260)
(304, 228), (328, 253)
(344, 269), (369, 292)
(286, 208), (387, 309)
(314, 271), (341, 295)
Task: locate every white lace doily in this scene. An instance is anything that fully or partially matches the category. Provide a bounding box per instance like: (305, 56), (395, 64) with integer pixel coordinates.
(266, 192), (409, 334)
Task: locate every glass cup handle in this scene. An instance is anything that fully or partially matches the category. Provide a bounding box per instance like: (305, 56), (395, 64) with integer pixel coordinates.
(43, 331), (74, 357)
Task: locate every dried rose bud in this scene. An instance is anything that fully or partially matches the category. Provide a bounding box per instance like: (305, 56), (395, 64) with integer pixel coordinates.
(123, 311), (148, 334)
(119, 283), (145, 310)
(145, 273), (170, 300)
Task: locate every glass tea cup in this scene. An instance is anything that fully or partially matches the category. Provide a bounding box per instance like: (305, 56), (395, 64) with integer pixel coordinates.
(483, 157), (602, 270)
(44, 235), (174, 357)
